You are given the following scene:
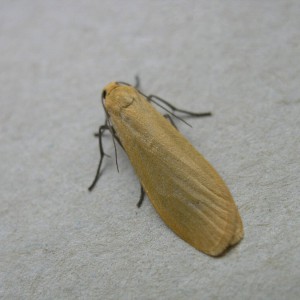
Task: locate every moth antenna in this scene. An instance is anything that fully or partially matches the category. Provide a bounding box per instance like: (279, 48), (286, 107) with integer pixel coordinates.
(101, 95), (120, 173)
(107, 118), (119, 173)
(134, 75), (140, 89)
(148, 94), (212, 117)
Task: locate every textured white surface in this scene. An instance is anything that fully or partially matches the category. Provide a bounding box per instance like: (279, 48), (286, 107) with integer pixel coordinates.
(1, 1), (300, 299)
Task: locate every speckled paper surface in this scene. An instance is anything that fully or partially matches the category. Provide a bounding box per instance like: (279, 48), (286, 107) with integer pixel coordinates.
(1, 1), (300, 299)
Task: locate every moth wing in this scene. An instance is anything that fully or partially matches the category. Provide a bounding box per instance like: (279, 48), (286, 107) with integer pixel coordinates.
(108, 88), (243, 256)
(131, 132), (243, 256)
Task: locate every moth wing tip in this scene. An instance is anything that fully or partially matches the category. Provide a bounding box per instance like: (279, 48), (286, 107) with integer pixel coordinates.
(229, 212), (244, 246)
(202, 211), (244, 257)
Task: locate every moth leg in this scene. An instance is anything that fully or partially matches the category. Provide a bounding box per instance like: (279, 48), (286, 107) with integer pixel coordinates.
(148, 94), (212, 117)
(88, 124), (110, 191)
(163, 114), (178, 129)
(93, 131), (109, 142)
(136, 185), (145, 208)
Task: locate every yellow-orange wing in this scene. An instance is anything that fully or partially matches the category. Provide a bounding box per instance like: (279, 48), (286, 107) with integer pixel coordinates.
(104, 83), (243, 256)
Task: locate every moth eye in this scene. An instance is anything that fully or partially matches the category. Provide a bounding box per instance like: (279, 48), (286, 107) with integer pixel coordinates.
(102, 90), (107, 99)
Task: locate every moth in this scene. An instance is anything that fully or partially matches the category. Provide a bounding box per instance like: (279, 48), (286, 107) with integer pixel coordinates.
(89, 79), (243, 256)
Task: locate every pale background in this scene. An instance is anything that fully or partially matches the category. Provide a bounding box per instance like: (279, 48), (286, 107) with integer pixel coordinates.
(1, 1), (299, 299)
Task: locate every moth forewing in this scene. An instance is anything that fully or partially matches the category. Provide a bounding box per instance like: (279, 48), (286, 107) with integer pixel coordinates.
(101, 82), (243, 256)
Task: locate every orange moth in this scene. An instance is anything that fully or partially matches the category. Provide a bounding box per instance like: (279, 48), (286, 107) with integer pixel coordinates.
(89, 79), (243, 256)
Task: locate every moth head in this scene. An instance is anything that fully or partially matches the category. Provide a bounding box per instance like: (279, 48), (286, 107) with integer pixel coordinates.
(102, 82), (136, 116)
